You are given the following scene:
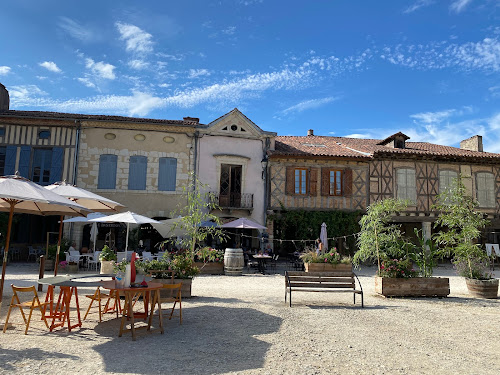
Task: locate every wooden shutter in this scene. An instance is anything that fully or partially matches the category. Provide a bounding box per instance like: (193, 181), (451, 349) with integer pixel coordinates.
(128, 156), (147, 190)
(285, 166), (295, 195)
(159, 157), (177, 191)
(49, 147), (64, 184)
(5, 146), (17, 175)
(309, 168), (318, 196)
(321, 168), (330, 196)
(98, 155), (117, 189)
(18, 146), (31, 178)
(343, 168), (353, 197)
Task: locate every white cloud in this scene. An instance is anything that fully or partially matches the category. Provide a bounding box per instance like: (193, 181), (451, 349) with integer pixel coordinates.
(9, 85), (48, 105)
(39, 61), (62, 73)
(221, 26), (236, 35)
(403, 0), (435, 14)
(410, 109), (456, 124)
(58, 17), (95, 42)
(450, 0), (473, 13)
(381, 36), (500, 72)
(128, 60), (150, 70)
(116, 22), (153, 54)
(0, 66), (11, 75)
(158, 83), (171, 88)
(85, 58), (116, 80)
(281, 97), (340, 115)
(344, 133), (372, 139)
(188, 69), (210, 78)
(77, 77), (96, 89)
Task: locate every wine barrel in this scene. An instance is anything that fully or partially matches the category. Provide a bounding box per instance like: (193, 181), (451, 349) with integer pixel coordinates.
(224, 248), (244, 276)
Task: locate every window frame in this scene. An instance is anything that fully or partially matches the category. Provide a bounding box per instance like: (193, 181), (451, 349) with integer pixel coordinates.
(97, 154), (118, 190)
(294, 168), (308, 195)
(128, 155), (147, 190)
(329, 169), (343, 196)
(439, 169), (458, 195)
(476, 172), (495, 208)
(395, 168), (416, 203)
(31, 148), (53, 186)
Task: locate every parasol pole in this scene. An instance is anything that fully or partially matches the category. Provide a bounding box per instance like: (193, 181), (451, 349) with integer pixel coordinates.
(0, 200), (16, 305)
(125, 223), (130, 259)
(54, 215), (64, 276)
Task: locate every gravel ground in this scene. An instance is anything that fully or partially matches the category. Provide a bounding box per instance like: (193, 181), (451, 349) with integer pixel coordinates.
(0, 262), (499, 375)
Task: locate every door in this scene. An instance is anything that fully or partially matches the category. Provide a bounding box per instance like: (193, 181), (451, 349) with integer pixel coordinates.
(219, 164), (242, 207)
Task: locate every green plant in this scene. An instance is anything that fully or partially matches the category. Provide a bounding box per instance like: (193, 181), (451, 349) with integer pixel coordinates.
(195, 247), (224, 263)
(47, 244), (64, 260)
(170, 253), (200, 279)
(136, 258), (172, 279)
(408, 228), (443, 277)
(299, 248), (351, 265)
(454, 257), (492, 280)
(99, 245), (116, 261)
(113, 259), (129, 273)
(378, 258), (418, 279)
(166, 172), (227, 259)
(354, 198), (410, 272)
(432, 175), (490, 280)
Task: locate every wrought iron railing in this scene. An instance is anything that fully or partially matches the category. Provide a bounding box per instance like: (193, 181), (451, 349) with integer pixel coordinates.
(208, 192), (254, 209)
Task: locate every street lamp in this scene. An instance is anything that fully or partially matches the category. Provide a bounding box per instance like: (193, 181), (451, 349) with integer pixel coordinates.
(261, 157), (268, 179)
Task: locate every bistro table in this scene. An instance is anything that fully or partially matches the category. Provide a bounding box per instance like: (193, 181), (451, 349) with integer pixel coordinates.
(100, 280), (164, 341)
(252, 254), (272, 274)
(38, 274), (113, 332)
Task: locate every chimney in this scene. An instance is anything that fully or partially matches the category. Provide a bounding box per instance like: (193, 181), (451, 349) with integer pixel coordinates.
(307, 129), (314, 136)
(460, 135), (483, 152)
(183, 117), (199, 124)
(0, 83), (9, 111)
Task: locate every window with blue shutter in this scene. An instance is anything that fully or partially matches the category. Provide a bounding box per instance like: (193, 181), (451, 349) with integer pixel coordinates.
(98, 154), (117, 189)
(19, 146), (32, 179)
(128, 155), (147, 190)
(158, 157), (177, 191)
(49, 147), (63, 184)
(0, 147), (6, 176)
(4, 146), (17, 175)
(31, 148), (52, 185)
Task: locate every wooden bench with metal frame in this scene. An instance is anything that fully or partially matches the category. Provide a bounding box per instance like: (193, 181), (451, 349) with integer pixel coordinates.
(285, 271), (364, 307)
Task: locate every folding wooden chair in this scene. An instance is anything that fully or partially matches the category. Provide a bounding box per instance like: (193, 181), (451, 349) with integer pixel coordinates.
(84, 287), (122, 321)
(3, 285), (50, 334)
(159, 283), (182, 324)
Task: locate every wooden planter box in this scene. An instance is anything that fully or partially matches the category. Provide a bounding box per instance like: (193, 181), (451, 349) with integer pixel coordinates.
(44, 259), (54, 271)
(465, 278), (499, 299)
(305, 263), (352, 272)
(194, 262), (224, 275)
(67, 264), (79, 273)
(155, 278), (193, 298)
(375, 276), (450, 297)
(100, 260), (114, 275)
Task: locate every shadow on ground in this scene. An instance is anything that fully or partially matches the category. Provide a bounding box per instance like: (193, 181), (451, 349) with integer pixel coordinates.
(0, 345), (79, 372)
(92, 305), (282, 374)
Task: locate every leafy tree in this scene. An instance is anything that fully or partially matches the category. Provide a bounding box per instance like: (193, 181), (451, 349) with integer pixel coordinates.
(432, 175), (489, 279)
(354, 198), (410, 272)
(167, 173), (227, 258)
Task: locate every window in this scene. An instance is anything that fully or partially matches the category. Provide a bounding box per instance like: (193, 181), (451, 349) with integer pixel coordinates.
(98, 155), (117, 189)
(476, 172), (495, 207)
(329, 170), (343, 196)
(158, 157), (177, 191)
(128, 155), (147, 190)
(295, 168), (308, 195)
(396, 168), (416, 203)
(38, 130), (50, 139)
(31, 148), (52, 185)
(439, 170), (458, 194)
(0, 147), (5, 175)
(0, 128), (5, 137)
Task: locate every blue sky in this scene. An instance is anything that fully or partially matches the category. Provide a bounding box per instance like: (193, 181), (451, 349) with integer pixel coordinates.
(1, 0), (499, 151)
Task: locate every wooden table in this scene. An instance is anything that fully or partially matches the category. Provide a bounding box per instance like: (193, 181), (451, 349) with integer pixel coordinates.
(100, 280), (164, 341)
(38, 274), (113, 332)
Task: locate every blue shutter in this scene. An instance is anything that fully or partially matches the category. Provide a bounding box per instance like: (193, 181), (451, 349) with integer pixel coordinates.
(49, 147), (64, 183)
(128, 156), (147, 190)
(98, 155), (117, 189)
(18, 146), (31, 178)
(5, 146), (17, 175)
(159, 157), (177, 191)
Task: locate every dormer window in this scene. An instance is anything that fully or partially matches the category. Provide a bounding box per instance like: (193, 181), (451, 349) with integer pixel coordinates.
(377, 132), (410, 149)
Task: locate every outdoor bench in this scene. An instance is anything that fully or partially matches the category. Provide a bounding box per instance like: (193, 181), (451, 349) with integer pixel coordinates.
(285, 271), (364, 307)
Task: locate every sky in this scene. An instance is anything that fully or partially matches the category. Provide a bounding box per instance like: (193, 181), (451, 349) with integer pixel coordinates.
(0, 0), (499, 151)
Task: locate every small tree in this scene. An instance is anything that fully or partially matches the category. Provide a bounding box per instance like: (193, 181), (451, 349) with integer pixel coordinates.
(432, 175), (489, 279)
(354, 198), (409, 272)
(167, 173), (227, 259)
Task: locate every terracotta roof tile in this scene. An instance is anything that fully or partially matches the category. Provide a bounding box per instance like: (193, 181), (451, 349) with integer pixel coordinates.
(273, 135), (500, 161)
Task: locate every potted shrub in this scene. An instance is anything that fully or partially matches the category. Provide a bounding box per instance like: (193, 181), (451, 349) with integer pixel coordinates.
(433, 175), (498, 299)
(300, 247), (352, 272)
(99, 245), (116, 274)
(46, 244), (64, 271)
(194, 247), (224, 274)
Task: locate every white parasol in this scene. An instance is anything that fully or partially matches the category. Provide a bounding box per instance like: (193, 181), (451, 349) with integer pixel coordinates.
(63, 212), (108, 252)
(0, 174), (90, 305)
(221, 217), (267, 230)
(89, 211), (160, 258)
(320, 222), (328, 253)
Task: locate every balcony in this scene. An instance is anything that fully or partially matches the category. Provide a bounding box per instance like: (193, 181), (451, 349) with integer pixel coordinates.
(208, 192), (254, 210)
